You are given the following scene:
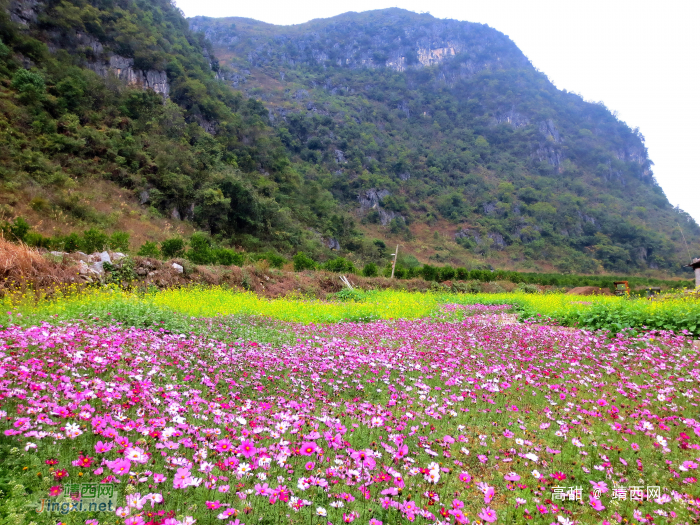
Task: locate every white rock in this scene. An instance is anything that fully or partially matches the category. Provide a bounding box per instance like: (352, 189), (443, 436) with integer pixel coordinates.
(112, 252), (126, 261)
(89, 261), (104, 275)
(99, 251), (111, 263)
(50, 251), (67, 257)
(77, 260), (90, 275)
(172, 263), (184, 274)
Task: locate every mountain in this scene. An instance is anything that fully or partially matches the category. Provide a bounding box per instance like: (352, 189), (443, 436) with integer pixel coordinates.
(0, 0), (345, 255)
(190, 9), (698, 275)
(0, 1), (696, 275)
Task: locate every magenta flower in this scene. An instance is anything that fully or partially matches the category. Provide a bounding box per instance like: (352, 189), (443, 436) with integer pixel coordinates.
(299, 441), (317, 456)
(589, 494), (606, 511)
(105, 458), (131, 476)
(478, 507), (498, 523)
(215, 438), (232, 453)
(239, 440), (257, 458)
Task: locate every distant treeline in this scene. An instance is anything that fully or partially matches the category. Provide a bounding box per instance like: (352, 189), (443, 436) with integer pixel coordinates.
(2, 217), (692, 291)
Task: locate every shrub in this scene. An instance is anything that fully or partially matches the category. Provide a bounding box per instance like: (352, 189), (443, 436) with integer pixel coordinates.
(323, 257), (356, 273)
(82, 228), (109, 254)
(109, 231), (130, 252)
(334, 288), (366, 302)
(186, 232), (213, 265)
(137, 241), (161, 258)
(24, 231), (53, 249)
(394, 266), (408, 279)
(63, 233), (81, 252)
(421, 264), (438, 282)
(260, 251), (286, 269)
(516, 283), (540, 294)
(439, 266), (456, 281)
(161, 238), (186, 258)
(361, 262), (378, 277)
(2, 217), (31, 243)
(213, 248), (244, 266)
(293, 251), (316, 271)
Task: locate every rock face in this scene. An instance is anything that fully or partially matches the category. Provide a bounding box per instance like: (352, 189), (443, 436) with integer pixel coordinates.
(8, 0), (39, 26)
(7, 1), (169, 98)
(88, 55), (170, 98)
(358, 189), (402, 226)
(190, 9), (530, 79)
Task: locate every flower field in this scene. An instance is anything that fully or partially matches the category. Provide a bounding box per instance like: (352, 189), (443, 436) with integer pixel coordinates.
(0, 292), (699, 525)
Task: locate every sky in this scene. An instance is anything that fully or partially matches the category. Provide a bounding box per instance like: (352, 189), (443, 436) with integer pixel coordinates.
(174, 0), (700, 230)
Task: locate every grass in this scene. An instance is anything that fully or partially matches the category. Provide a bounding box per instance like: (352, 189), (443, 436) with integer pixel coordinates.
(3, 286), (700, 336)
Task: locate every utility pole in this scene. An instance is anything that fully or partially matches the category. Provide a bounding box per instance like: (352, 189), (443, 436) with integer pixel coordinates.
(390, 245), (399, 279)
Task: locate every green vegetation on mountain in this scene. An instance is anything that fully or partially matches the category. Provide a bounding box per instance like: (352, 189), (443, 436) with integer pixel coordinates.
(0, 1), (697, 276)
(191, 9), (699, 275)
(0, 0), (353, 255)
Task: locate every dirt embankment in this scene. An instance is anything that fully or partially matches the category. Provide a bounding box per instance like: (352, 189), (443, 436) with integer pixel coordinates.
(566, 286), (612, 296)
(0, 238), (545, 299)
(0, 238), (430, 299)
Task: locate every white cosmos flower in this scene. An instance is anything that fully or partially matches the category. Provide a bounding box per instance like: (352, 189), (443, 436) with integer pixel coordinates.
(531, 469), (542, 479)
(65, 423), (83, 439)
(316, 507), (327, 516)
(125, 447), (148, 464)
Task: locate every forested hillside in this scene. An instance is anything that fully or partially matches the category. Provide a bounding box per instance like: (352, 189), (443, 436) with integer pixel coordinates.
(191, 9), (699, 275)
(0, 0), (696, 275)
(0, 0), (352, 255)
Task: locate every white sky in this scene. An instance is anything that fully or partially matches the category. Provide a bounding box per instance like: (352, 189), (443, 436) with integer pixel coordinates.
(175, 0), (700, 229)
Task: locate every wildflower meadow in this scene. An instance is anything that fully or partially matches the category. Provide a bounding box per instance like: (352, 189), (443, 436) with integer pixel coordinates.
(0, 289), (699, 525)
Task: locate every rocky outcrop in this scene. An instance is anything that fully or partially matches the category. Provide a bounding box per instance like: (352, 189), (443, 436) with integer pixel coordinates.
(8, 0), (39, 26)
(190, 9), (531, 82)
(533, 119), (564, 168)
(358, 189), (390, 208)
(358, 189), (404, 226)
(88, 55), (170, 98)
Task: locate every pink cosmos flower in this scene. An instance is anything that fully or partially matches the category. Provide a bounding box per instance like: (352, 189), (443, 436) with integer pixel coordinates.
(458, 472), (471, 483)
(239, 439), (257, 458)
(504, 472), (520, 481)
(478, 507), (498, 523)
(254, 483), (271, 496)
(94, 441), (113, 454)
(215, 438), (233, 453)
(143, 493), (163, 508)
(483, 486), (495, 504)
(300, 441), (318, 456)
(217, 508), (238, 519)
(305, 461), (315, 470)
(173, 468), (193, 489)
(106, 458), (131, 476)
(590, 481), (609, 493)
(589, 494), (606, 511)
